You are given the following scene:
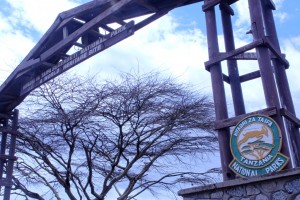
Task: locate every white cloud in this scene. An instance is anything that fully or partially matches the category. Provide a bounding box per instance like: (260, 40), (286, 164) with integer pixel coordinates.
(72, 14), (212, 93)
(5, 0), (79, 33)
(234, 0), (288, 27)
(282, 36), (300, 116)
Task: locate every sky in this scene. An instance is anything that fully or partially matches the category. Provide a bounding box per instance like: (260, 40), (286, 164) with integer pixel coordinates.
(0, 0), (300, 199)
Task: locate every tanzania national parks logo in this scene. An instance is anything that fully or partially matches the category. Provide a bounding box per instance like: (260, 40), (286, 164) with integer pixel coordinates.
(229, 115), (289, 177)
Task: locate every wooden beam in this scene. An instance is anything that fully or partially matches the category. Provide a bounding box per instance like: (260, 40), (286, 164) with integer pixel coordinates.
(223, 74), (230, 84)
(100, 24), (114, 32)
(219, 2), (234, 16)
(0, 113), (9, 119)
(0, 154), (18, 160)
(229, 52), (285, 60)
(136, 0), (158, 12)
(111, 15), (126, 25)
(202, 0), (238, 11)
(230, 52), (257, 60)
(265, 0), (276, 10)
(281, 108), (300, 128)
(74, 42), (86, 48)
(239, 70), (261, 82)
(202, 0), (221, 11)
(0, 180), (12, 187)
(57, 17), (78, 32)
(59, 0), (111, 20)
(41, 62), (55, 67)
(40, 0), (134, 62)
(205, 39), (264, 70)
(215, 107), (277, 130)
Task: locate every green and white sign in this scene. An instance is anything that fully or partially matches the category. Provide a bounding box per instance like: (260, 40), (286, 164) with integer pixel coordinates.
(229, 115), (289, 177)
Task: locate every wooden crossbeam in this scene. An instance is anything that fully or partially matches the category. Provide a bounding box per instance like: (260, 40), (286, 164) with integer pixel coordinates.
(0, 113), (9, 119)
(202, 0), (238, 11)
(239, 70), (261, 83)
(137, 0), (158, 12)
(111, 16), (126, 26)
(215, 107), (277, 130)
(223, 74), (230, 84)
(205, 39), (264, 70)
(0, 179), (12, 187)
(0, 155), (17, 161)
(281, 108), (300, 128)
(100, 24), (114, 32)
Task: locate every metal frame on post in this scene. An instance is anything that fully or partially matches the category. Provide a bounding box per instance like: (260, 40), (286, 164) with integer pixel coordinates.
(203, 0), (300, 180)
(0, 110), (19, 200)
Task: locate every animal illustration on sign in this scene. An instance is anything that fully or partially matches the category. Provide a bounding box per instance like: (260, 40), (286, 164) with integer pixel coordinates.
(238, 125), (274, 160)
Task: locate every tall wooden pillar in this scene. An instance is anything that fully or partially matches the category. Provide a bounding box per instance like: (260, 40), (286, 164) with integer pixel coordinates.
(220, 3), (246, 116)
(0, 110), (19, 200)
(204, 0), (235, 180)
(260, 0), (300, 167)
(247, 0), (292, 168)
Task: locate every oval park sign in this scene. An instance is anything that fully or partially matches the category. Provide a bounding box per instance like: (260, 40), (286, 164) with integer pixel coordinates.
(229, 115), (289, 178)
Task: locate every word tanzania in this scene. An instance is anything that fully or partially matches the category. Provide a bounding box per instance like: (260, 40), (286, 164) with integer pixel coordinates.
(21, 21), (135, 95)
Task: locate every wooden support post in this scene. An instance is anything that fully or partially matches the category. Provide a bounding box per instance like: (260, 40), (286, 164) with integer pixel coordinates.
(0, 119), (8, 180)
(261, 0), (300, 167)
(220, 4), (246, 116)
(3, 110), (18, 200)
(204, 1), (235, 180)
(248, 0), (292, 168)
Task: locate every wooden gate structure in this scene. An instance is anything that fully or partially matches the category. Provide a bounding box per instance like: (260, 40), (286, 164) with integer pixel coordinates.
(0, 0), (299, 199)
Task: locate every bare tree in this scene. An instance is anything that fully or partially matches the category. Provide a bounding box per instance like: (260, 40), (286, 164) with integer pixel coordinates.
(10, 72), (219, 200)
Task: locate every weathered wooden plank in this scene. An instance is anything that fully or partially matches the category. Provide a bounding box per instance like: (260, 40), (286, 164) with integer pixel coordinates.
(111, 15), (126, 25)
(230, 52), (257, 60)
(219, 2), (234, 16)
(229, 52), (285, 60)
(59, 0), (111, 20)
(202, 0), (238, 11)
(223, 74), (230, 84)
(0, 113), (9, 119)
(137, 0), (158, 12)
(265, 0), (276, 10)
(21, 21), (135, 95)
(281, 108), (300, 128)
(74, 42), (86, 48)
(0, 155), (17, 161)
(202, 0), (221, 11)
(239, 70), (261, 82)
(100, 24), (114, 32)
(205, 39), (264, 70)
(215, 107), (277, 130)
(0, 179), (12, 187)
(205, 4), (235, 180)
(221, 7), (245, 116)
(0, 129), (19, 135)
(56, 17), (78, 32)
(40, 0), (135, 62)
